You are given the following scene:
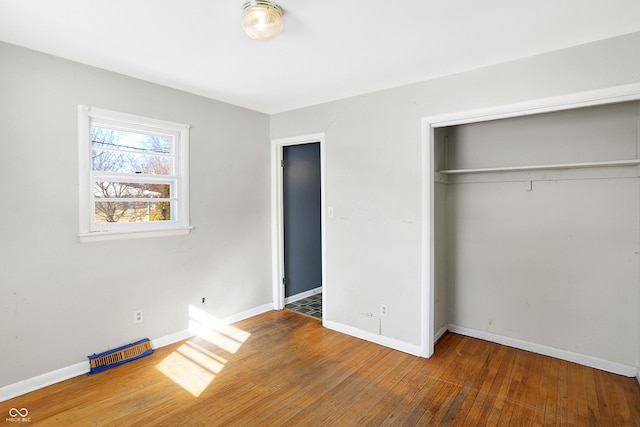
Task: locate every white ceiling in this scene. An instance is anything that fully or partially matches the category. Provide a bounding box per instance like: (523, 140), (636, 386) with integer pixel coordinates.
(0, 1), (639, 114)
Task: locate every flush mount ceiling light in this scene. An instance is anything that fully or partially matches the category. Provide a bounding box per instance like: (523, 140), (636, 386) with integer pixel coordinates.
(241, 0), (284, 40)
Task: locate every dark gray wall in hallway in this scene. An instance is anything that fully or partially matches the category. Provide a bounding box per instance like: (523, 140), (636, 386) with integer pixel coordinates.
(283, 142), (322, 297)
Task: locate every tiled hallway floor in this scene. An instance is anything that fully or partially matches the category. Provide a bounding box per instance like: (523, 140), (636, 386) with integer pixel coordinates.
(285, 293), (322, 319)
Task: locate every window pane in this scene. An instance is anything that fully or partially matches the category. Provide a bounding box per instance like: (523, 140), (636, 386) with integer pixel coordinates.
(94, 201), (172, 223)
(91, 127), (171, 154)
(94, 182), (170, 199)
(92, 150), (172, 174)
(91, 126), (172, 174)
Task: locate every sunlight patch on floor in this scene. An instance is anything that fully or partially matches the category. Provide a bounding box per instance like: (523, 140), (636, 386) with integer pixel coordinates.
(156, 305), (251, 397)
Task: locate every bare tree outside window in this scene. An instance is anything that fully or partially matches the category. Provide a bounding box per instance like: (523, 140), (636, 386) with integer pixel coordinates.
(91, 127), (173, 223)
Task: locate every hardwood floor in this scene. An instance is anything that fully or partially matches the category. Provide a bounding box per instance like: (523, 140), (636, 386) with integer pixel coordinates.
(4, 310), (640, 426)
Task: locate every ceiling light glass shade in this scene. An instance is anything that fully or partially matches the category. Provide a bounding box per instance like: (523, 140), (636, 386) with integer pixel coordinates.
(241, 1), (284, 40)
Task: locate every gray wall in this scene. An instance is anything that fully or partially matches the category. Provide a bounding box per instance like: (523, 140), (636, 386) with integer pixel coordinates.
(270, 31), (640, 367)
(0, 42), (272, 386)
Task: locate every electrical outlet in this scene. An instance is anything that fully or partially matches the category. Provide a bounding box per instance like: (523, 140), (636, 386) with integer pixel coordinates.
(134, 309), (144, 324)
(380, 304), (388, 317)
(202, 297), (206, 304)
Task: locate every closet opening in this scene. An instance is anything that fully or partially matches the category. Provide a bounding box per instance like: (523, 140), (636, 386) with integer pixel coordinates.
(421, 85), (640, 378)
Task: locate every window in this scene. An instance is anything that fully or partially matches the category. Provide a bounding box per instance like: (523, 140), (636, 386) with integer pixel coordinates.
(78, 106), (190, 242)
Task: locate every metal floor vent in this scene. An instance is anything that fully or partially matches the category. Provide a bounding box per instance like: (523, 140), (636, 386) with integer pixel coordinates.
(88, 338), (153, 374)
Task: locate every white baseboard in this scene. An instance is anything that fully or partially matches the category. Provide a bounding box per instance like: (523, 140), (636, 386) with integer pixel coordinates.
(284, 287), (322, 305)
(151, 329), (195, 350)
(636, 368), (640, 386)
(0, 361), (90, 404)
(447, 324), (637, 378)
(324, 320), (422, 357)
(218, 303), (273, 325)
(434, 324), (448, 344)
(0, 303), (274, 403)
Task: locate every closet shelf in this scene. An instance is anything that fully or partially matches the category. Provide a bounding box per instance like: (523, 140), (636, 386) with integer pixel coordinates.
(437, 159), (640, 175)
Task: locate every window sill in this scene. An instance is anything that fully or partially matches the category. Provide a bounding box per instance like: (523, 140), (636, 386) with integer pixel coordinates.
(78, 226), (193, 243)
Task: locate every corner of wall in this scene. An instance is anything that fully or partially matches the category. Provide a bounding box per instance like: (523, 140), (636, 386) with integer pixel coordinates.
(434, 324), (449, 344)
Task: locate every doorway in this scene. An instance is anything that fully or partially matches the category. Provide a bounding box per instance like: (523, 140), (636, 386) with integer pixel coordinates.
(271, 133), (326, 321)
(283, 143), (322, 317)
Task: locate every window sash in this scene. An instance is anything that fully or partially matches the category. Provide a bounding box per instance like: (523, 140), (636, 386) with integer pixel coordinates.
(92, 201), (176, 230)
(89, 172), (180, 231)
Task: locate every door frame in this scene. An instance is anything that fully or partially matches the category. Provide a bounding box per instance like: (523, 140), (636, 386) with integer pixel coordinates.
(271, 133), (327, 321)
(420, 82), (640, 358)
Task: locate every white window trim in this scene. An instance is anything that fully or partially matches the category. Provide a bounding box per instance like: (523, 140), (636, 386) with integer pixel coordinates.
(78, 105), (191, 242)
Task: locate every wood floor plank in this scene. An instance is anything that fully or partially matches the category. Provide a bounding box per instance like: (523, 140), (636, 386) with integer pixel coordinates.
(365, 351), (445, 425)
(398, 336), (469, 425)
(557, 359), (570, 426)
(323, 352), (419, 426)
(507, 350), (541, 425)
(457, 342), (509, 426)
(524, 348), (546, 427)
(484, 346), (518, 425)
(543, 355), (562, 425)
(409, 335), (489, 425)
(293, 348), (398, 425)
(567, 362), (589, 426)
(3, 310), (640, 426)
(497, 350), (529, 425)
(444, 336), (497, 426)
